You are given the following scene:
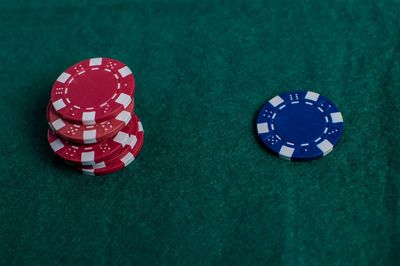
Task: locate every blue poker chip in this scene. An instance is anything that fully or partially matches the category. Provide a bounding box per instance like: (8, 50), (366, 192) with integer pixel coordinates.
(256, 91), (344, 161)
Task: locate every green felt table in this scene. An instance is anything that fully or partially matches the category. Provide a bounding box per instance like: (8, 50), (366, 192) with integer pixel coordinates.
(0, 0), (399, 265)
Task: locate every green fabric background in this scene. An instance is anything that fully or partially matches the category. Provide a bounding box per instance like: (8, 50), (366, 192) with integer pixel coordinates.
(0, 0), (399, 265)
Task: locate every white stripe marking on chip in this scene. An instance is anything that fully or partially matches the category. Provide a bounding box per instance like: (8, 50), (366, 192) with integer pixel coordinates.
(114, 131), (129, 145)
(305, 91), (320, 102)
(118, 66), (132, 78)
(92, 162), (106, 169)
(53, 99), (66, 111)
(127, 135), (138, 148)
(57, 72), (71, 83)
(52, 118), (65, 130)
(279, 145), (295, 160)
(115, 93), (131, 108)
(90, 58), (102, 66)
(138, 121), (143, 132)
(82, 169), (95, 176)
(82, 111), (96, 125)
(257, 122), (269, 134)
(115, 111), (131, 125)
(50, 139), (64, 152)
(81, 151), (95, 165)
(317, 139), (333, 156)
(48, 122), (55, 131)
(269, 96), (284, 107)
(83, 130), (97, 144)
(121, 152), (135, 166)
(330, 112), (343, 123)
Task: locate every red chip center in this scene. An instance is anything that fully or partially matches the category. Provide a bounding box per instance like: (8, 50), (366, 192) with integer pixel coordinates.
(67, 69), (118, 108)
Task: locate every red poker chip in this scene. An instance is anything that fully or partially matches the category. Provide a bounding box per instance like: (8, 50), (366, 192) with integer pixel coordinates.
(48, 116), (138, 166)
(82, 118), (144, 167)
(47, 100), (134, 144)
(80, 118), (144, 176)
(91, 127), (143, 166)
(51, 58), (135, 125)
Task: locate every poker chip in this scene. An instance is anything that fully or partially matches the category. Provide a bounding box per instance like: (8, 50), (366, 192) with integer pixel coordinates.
(51, 58), (135, 125)
(88, 120), (143, 166)
(80, 119), (144, 176)
(47, 57), (142, 175)
(47, 100), (134, 144)
(256, 90), (344, 161)
(48, 115), (138, 166)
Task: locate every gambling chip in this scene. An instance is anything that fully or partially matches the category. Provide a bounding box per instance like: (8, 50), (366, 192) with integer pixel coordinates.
(47, 58), (143, 175)
(48, 116), (138, 166)
(79, 119), (144, 176)
(51, 57), (134, 125)
(47, 100), (134, 144)
(256, 90), (344, 161)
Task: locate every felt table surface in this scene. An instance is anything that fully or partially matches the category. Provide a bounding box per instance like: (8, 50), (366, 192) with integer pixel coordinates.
(0, 0), (399, 265)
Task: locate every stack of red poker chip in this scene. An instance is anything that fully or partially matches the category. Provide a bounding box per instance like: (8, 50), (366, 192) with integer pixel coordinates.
(46, 58), (144, 176)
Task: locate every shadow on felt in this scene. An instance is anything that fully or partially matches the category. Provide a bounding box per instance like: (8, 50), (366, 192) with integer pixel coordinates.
(23, 83), (72, 171)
